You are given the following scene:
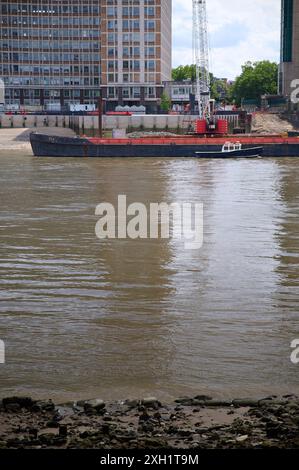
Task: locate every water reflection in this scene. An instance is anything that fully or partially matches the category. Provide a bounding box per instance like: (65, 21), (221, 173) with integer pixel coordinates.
(0, 155), (298, 401)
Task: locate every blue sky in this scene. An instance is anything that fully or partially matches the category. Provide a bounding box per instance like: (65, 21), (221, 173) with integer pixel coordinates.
(172, 0), (281, 79)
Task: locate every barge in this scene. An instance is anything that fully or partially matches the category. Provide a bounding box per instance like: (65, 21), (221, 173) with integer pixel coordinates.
(30, 132), (299, 158)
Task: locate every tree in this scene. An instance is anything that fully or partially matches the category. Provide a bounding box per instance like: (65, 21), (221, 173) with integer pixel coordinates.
(210, 76), (231, 102)
(172, 65), (197, 82)
(160, 92), (171, 112)
(231, 61), (278, 105)
(172, 65), (232, 102)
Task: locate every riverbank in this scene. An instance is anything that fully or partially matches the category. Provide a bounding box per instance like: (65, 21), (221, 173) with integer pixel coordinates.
(0, 395), (298, 449)
(0, 128), (75, 154)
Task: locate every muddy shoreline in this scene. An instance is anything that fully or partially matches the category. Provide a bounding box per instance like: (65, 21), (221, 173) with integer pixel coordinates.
(0, 395), (298, 449)
(0, 127), (75, 154)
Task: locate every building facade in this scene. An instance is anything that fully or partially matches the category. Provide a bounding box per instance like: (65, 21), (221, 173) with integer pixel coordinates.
(163, 80), (194, 113)
(280, 0), (299, 97)
(101, 0), (172, 112)
(0, 0), (172, 112)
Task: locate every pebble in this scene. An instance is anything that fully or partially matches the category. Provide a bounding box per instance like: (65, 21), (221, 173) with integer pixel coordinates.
(83, 399), (106, 413)
(236, 435), (249, 442)
(141, 397), (161, 409)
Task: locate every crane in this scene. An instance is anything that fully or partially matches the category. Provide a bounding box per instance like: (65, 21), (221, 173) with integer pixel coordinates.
(192, 0), (211, 120)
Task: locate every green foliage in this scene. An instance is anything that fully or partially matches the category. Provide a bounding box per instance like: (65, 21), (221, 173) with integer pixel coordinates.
(160, 92), (171, 112)
(172, 64), (232, 102)
(231, 61), (278, 105)
(172, 65), (197, 82)
(172, 61), (278, 106)
(210, 76), (232, 102)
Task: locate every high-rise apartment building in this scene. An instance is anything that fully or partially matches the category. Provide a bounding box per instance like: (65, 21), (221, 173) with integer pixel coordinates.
(0, 0), (172, 112)
(280, 0), (299, 97)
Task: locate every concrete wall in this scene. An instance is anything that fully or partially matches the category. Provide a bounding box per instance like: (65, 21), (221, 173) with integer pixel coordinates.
(0, 114), (70, 129)
(281, 0), (299, 97)
(0, 114), (197, 130)
(0, 113), (244, 132)
(283, 111), (299, 128)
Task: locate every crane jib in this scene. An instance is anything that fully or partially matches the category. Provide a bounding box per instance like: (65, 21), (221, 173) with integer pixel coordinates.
(192, 0), (211, 119)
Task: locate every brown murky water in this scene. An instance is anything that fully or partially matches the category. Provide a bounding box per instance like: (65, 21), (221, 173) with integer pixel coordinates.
(0, 153), (298, 402)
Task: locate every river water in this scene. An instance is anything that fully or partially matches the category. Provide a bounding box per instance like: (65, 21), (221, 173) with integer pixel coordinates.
(0, 153), (298, 402)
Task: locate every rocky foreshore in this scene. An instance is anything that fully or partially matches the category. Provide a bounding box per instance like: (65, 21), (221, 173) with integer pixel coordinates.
(0, 395), (299, 449)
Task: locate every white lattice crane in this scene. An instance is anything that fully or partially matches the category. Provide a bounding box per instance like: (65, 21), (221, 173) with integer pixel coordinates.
(192, 0), (211, 119)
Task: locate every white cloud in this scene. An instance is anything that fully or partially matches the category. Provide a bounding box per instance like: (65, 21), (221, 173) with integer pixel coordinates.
(172, 0), (281, 79)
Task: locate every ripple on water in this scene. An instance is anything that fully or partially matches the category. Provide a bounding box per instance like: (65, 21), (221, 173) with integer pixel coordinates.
(0, 155), (298, 401)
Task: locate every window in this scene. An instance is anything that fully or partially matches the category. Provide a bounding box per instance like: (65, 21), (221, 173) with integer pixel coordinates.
(282, 0), (293, 62)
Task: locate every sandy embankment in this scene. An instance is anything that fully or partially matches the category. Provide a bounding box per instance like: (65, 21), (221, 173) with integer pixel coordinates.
(252, 112), (295, 134)
(0, 128), (76, 155)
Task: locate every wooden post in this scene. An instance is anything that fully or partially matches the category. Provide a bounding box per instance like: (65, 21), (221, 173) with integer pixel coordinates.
(98, 90), (103, 138)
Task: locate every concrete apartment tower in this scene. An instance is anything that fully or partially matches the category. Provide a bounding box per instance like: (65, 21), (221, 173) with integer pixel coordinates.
(101, 0), (172, 112)
(0, 0), (172, 112)
(280, 0), (299, 97)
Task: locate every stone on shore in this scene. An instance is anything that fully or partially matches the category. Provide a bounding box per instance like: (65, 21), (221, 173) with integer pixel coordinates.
(83, 399), (106, 414)
(141, 397), (161, 409)
(2, 396), (36, 411)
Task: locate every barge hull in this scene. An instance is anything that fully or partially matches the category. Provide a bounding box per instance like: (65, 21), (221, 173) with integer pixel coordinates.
(30, 133), (299, 158)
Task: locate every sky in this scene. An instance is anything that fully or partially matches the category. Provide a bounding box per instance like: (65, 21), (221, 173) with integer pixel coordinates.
(172, 0), (281, 79)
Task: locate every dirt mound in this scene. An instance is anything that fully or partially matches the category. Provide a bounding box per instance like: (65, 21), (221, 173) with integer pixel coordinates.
(252, 113), (294, 134)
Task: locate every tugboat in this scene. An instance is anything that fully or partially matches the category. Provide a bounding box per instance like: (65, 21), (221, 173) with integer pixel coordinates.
(195, 141), (263, 158)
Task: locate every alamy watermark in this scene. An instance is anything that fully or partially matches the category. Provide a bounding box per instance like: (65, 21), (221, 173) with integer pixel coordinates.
(95, 195), (203, 250)
(291, 339), (299, 365)
(291, 79), (299, 104)
(0, 339), (5, 364)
